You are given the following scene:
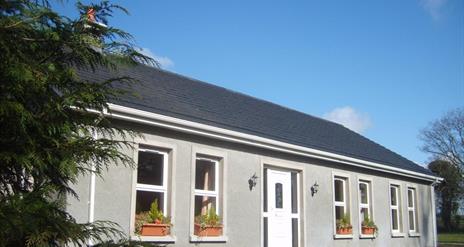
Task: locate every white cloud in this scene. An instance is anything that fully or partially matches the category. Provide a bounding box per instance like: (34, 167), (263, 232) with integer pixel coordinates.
(137, 47), (174, 69)
(420, 0), (447, 20)
(323, 106), (372, 133)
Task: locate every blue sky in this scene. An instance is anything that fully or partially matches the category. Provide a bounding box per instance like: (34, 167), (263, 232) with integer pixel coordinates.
(56, 0), (463, 166)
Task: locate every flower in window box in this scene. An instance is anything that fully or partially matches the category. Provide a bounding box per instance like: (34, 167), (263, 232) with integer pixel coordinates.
(135, 199), (172, 236)
(336, 214), (352, 235)
(361, 216), (378, 236)
(194, 207), (223, 237)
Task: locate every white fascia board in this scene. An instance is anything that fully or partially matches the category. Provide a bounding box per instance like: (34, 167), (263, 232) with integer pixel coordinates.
(106, 104), (442, 183)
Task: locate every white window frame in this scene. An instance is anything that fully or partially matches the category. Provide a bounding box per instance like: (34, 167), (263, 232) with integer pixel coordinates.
(190, 147), (227, 243)
(334, 178), (347, 215)
(135, 148), (169, 213)
(332, 172), (352, 239)
(407, 187), (418, 234)
(389, 183), (403, 236)
(193, 156), (220, 214)
(130, 142), (177, 243)
(358, 178), (374, 238)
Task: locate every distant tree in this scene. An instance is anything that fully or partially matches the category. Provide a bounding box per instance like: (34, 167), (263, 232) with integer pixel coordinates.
(0, 0), (155, 246)
(428, 160), (464, 231)
(420, 108), (464, 171)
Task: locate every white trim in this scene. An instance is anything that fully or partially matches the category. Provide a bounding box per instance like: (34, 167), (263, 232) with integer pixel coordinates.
(332, 172), (352, 239)
(189, 147), (228, 242)
(130, 235), (176, 243)
(134, 149), (169, 212)
(357, 177), (374, 238)
(389, 183), (402, 235)
(431, 182), (438, 247)
(260, 159), (305, 247)
(190, 235), (228, 242)
(334, 234), (354, 239)
(407, 187), (416, 233)
(129, 141), (176, 241)
(87, 130), (98, 246)
(104, 104), (441, 182)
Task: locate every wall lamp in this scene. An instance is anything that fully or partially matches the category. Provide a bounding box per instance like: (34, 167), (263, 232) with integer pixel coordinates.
(311, 182), (319, 197)
(248, 173), (258, 191)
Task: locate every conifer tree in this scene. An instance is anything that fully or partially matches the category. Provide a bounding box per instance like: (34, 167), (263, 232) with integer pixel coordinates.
(0, 1), (154, 245)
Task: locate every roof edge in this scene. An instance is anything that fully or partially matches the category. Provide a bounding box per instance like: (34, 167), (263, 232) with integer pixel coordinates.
(105, 103), (442, 183)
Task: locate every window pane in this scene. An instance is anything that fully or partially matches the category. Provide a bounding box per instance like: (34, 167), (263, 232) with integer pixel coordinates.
(334, 179), (344, 202)
(392, 209), (399, 230)
(135, 190), (164, 214)
(408, 189), (414, 207)
(360, 207), (369, 222)
(137, 151), (164, 186)
(292, 218), (298, 247)
(390, 186), (397, 206)
(264, 217), (268, 247)
(335, 206), (345, 221)
(194, 195), (217, 217)
(409, 211), (415, 231)
(275, 183), (283, 209)
(291, 172), (298, 213)
(195, 159), (216, 191)
(359, 183), (368, 204)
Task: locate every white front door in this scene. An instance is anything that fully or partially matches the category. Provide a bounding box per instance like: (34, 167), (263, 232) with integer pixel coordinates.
(266, 169), (293, 247)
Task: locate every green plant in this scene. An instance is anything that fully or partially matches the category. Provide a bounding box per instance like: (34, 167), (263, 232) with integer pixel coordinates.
(134, 212), (151, 235)
(148, 199), (171, 225)
(362, 215), (379, 235)
(336, 214), (352, 229)
(195, 207), (222, 228)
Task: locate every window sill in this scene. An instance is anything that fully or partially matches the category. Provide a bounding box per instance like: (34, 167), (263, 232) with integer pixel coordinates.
(334, 234), (353, 239)
(130, 235), (176, 242)
(360, 234), (375, 239)
(190, 235), (228, 242)
(409, 232), (421, 237)
(391, 232), (405, 238)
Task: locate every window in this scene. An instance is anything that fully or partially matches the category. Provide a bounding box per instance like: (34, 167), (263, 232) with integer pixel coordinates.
(134, 148), (169, 232)
(193, 156), (221, 224)
(358, 180), (372, 233)
(407, 188), (418, 233)
(390, 184), (402, 233)
(333, 175), (351, 235)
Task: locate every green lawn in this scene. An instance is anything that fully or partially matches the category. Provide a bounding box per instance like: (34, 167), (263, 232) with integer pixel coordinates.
(439, 233), (464, 244)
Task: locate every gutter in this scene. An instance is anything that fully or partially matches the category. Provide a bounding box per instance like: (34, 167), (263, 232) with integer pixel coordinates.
(430, 178), (441, 247)
(105, 103), (443, 183)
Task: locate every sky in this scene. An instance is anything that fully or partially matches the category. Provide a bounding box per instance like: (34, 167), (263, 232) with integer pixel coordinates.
(55, 0), (463, 166)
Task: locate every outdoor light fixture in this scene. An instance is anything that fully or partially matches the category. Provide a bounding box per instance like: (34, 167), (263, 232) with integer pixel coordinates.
(311, 182), (319, 196)
(248, 173), (258, 191)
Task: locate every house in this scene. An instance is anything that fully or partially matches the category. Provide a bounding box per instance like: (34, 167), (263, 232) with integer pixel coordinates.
(68, 64), (441, 247)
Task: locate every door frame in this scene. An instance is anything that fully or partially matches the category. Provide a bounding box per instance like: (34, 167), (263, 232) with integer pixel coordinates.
(260, 158), (307, 247)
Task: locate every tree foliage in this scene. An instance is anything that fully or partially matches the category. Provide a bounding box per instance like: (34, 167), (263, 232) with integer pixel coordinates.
(0, 0), (155, 245)
(421, 108), (464, 171)
(428, 160), (464, 231)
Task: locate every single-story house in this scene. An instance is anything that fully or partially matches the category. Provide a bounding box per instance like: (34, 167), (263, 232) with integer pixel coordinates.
(68, 64), (441, 247)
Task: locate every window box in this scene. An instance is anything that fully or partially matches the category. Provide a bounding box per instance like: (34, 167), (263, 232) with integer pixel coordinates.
(361, 226), (375, 235)
(336, 226), (352, 235)
(140, 223), (171, 236)
(194, 223), (223, 237)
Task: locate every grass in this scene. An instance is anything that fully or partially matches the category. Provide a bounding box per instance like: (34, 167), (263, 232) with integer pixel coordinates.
(438, 233), (464, 244)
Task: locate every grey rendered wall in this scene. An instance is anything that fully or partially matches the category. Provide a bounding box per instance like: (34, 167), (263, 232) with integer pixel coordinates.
(67, 121), (435, 247)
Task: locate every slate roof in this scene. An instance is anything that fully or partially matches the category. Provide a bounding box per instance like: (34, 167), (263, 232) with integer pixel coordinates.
(78, 64), (433, 176)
